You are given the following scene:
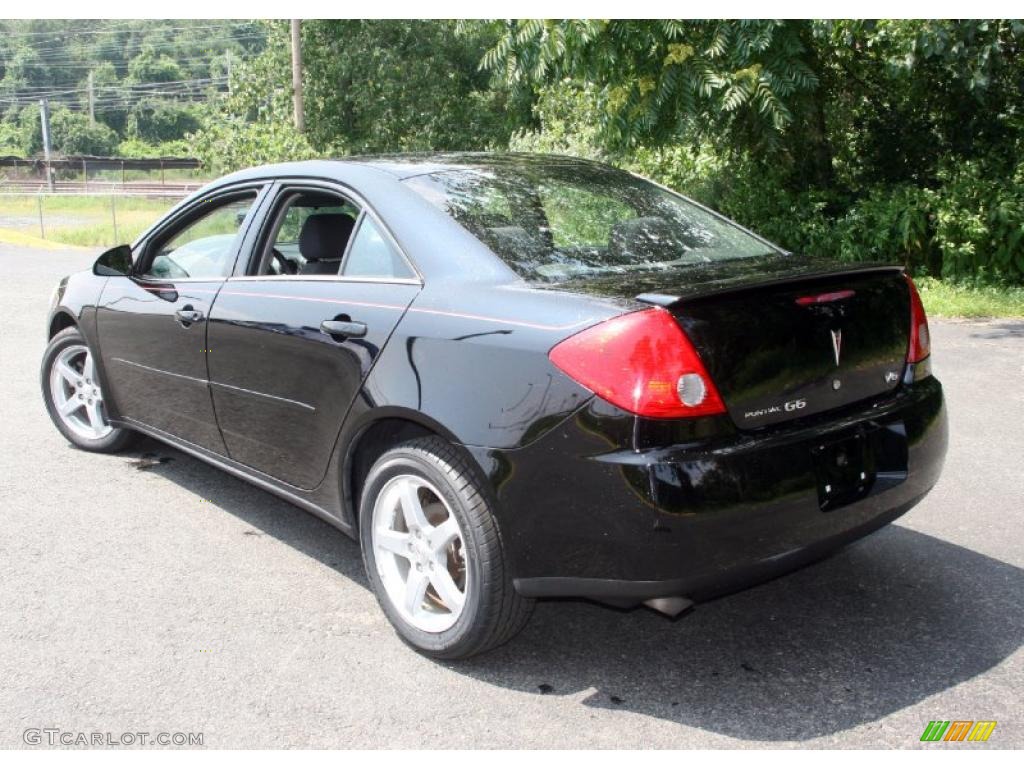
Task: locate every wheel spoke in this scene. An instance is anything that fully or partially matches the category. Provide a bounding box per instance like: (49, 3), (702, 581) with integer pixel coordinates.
(431, 516), (461, 554)
(59, 397), (81, 416)
(403, 568), (430, 614)
(398, 480), (429, 531)
(429, 566), (465, 612)
(56, 360), (79, 387)
(82, 352), (96, 383)
(85, 400), (105, 433)
(376, 528), (412, 558)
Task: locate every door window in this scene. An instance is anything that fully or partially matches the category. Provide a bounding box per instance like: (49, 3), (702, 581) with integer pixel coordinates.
(144, 193), (258, 280)
(342, 217), (415, 279)
(257, 191), (360, 276)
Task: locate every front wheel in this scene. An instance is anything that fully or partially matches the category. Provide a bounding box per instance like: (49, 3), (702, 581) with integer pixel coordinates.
(359, 437), (533, 659)
(41, 326), (137, 452)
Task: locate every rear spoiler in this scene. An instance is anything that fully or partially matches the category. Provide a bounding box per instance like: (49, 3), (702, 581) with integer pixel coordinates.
(635, 263), (905, 308)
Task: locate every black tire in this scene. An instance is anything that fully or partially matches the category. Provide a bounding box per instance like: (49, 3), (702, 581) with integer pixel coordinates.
(359, 436), (534, 659)
(41, 326), (137, 453)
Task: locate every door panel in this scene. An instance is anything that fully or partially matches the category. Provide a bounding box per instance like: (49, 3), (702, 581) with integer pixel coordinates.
(96, 278), (225, 451)
(206, 280), (420, 489)
(94, 186), (265, 453)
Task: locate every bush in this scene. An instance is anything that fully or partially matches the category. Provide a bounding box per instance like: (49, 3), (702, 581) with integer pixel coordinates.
(48, 109), (118, 156)
(627, 146), (1024, 285)
(11, 106), (118, 156)
(832, 185), (934, 271)
(932, 160), (1024, 283)
(126, 99), (202, 144)
(116, 138), (192, 158)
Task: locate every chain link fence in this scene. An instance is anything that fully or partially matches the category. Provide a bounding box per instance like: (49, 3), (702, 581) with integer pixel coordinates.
(0, 191), (189, 248)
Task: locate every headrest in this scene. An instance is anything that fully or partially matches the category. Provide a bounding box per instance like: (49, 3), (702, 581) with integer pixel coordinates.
(299, 213), (356, 263)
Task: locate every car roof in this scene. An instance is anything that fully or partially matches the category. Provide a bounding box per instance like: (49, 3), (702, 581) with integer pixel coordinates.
(344, 151), (614, 179)
(214, 152), (614, 186)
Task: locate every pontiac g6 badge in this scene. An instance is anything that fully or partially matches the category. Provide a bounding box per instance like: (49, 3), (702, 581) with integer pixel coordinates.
(830, 328), (843, 366)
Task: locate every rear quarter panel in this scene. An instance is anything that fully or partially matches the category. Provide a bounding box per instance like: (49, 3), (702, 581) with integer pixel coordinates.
(349, 283), (630, 449)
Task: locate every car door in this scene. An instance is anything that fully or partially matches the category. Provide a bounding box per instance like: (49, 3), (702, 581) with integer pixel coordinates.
(206, 182), (421, 490)
(96, 185), (267, 453)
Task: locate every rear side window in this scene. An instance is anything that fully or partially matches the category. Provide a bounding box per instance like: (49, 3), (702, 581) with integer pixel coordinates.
(255, 190), (359, 277)
(342, 217), (415, 279)
(404, 165), (780, 283)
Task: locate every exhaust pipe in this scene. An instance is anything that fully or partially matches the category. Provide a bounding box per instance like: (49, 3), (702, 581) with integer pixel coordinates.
(643, 596), (694, 618)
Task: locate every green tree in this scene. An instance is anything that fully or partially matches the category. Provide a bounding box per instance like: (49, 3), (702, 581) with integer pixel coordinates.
(127, 98), (201, 143)
(478, 20), (819, 153)
(491, 19), (1024, 283)
(17, 105), (117, 155)
(126, 49), (185, 85)
(193, 20), (528, 169)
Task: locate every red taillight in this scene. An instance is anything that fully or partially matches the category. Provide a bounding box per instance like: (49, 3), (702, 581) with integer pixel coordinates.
(548, 307), (726, 419)
(905, 274), (931, 363)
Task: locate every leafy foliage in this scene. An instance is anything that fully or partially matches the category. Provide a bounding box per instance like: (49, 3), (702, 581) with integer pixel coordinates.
(499, 19), (1024, 284)
(194, 20), (526, 170)
(479, 20), (819, 154)
(0, 19), (266, 157)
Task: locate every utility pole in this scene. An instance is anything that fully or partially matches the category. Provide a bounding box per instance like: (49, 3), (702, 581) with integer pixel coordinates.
(87, 70), (95, 126)
(39, 98), (54, 192)
(290, 19), (304, 133)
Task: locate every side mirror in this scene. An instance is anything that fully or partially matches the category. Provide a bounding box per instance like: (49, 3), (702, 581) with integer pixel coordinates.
(93, 245), (133, 277)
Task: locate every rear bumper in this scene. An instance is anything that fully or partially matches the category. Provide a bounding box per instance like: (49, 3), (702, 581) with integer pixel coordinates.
(467, 376), (948, 604)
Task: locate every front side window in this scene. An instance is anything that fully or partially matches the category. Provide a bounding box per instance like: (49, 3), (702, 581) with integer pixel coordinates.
(404, 164), (781, 283)
(145, 193), (257, 280)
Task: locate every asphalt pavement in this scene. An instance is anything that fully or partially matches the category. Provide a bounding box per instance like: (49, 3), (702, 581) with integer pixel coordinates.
(1, 244), (1021, 748)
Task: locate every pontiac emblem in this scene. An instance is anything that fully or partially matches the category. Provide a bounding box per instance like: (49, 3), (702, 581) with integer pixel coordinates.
(830, 329), (842, 366)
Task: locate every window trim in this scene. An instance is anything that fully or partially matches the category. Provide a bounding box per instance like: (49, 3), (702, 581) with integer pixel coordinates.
(132, 183), (267, 283)
(234, 179), (423, 286)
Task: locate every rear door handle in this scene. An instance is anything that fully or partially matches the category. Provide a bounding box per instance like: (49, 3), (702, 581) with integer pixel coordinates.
(175, 306), (204, 326)
(320, 319), (367, 339)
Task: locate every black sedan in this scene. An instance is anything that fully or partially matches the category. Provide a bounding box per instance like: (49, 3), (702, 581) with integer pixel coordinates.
(41, 153), (948, 658)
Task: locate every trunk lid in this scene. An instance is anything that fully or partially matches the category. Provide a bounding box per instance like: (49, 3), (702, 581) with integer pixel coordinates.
(559, 255), (911, 429)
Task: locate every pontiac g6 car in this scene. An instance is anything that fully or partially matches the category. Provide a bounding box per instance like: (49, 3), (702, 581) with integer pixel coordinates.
(41, 154), (948, 658)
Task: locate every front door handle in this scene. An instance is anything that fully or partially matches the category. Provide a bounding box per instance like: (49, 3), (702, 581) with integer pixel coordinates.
(320, 319), (367, 339)
(175, 306), (204, 326)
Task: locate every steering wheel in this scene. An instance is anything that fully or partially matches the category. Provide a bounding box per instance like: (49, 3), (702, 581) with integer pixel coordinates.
(271, 248), (297, 275)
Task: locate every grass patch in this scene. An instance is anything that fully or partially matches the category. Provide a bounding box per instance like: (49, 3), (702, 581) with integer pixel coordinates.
(0, 194), (176, 247)
(916, 277), (1024, 319)
(0, 226), (75, 249)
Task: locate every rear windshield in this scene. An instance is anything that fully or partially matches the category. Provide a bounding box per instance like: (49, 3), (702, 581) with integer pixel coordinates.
(403, 163), (781, 283)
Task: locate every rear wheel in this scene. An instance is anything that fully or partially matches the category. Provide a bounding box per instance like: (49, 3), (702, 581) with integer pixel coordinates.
(359, 436), (533, 659)
(41, 327), (137, 452)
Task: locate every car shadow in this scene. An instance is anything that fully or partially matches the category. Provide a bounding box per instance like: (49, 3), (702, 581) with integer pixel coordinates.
(127, 438), (1023, 742)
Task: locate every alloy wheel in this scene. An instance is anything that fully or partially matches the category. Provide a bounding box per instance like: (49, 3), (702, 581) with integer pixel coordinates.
(49, 344), (113, 440)
(371, 474), (468, 633)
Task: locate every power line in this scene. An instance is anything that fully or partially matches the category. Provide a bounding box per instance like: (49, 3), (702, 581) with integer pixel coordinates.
(0, 78), (230, 109)
(2, 34), (268, 64)
(0, 21), (266, 39)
